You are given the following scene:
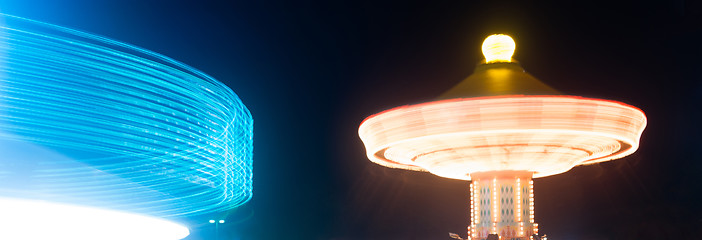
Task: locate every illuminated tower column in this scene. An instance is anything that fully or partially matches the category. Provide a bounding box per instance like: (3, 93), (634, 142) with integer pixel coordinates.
(469, 171), (535, 240)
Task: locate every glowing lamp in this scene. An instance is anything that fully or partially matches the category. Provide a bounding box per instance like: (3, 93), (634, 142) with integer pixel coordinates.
(0, 14), (253, 239)
(482, 34), (515, 63)
(358, 34), (646, 239)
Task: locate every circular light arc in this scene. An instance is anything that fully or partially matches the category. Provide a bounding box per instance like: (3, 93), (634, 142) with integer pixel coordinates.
(0, 12), (253, 221)
(359, 95), (647, 180)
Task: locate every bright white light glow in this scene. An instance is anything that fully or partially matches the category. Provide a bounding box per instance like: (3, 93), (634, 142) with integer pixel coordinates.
(358, 96), (647, 180)
(209, 220), (216, 223)
(0, 197), (189, 240)
(219, 220), (225, 224)
(482, 34), (516, 63)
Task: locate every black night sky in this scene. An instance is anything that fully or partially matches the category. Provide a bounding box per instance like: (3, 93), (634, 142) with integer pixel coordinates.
(2, 0), (701, 239)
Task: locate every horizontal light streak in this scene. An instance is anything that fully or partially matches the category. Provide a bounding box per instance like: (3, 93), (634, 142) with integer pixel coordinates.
(359, 95), (646, 180)
(0, 197), (189, 240)
(0, 14), (253, 218)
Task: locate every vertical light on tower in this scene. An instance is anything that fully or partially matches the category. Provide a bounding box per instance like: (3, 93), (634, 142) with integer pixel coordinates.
(359, 34), (646, 239)
(529, 180), (535, 224)
(469, 182), (474, 239)
(517, 178), (522, 236)
(472, 181), (479, 239)
(492, 178), (497, 234)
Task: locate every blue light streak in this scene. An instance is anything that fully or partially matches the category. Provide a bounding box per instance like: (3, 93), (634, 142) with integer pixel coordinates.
(0, 14), (253, 218)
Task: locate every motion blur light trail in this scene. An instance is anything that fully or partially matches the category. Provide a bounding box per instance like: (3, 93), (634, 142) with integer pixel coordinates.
(359, 95), (646, 180)
(0, 197), (190, 240)
(0, 14), (253, 239)
(359, 34), (646, 239)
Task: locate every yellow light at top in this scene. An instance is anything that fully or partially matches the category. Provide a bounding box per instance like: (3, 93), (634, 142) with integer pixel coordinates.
(482, 34), (516, 63)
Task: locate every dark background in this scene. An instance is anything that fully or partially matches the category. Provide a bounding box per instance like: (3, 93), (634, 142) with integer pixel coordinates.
(1, 0), (700, 239)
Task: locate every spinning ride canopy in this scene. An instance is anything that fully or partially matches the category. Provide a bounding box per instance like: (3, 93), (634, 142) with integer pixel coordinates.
(0, 13), (253, 219)
(358, 34), (647, 181)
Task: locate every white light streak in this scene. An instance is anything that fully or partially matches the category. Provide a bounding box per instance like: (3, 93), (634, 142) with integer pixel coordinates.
(0, 197), (189, 240)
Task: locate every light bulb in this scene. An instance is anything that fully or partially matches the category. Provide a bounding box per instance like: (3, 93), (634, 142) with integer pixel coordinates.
(482, 34), (516, 63)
